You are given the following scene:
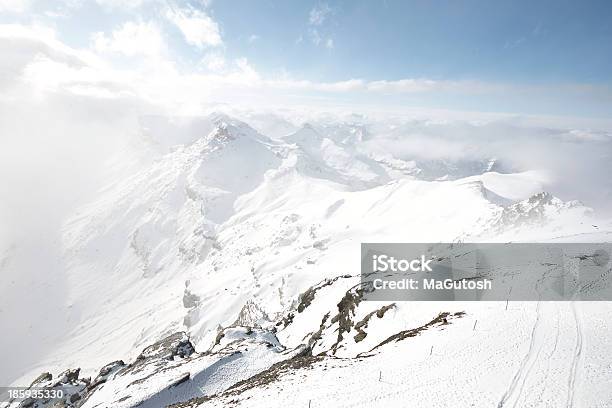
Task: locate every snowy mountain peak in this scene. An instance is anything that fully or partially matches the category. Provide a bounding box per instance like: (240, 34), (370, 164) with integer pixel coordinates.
(202, 114), (275, 151)
(488, 191), (593, 235)
(204, 124), (237, 147)
(286, 123), (322, 145)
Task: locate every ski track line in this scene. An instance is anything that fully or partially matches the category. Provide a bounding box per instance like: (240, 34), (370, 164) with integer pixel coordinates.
(535, 304), (561, 404)
(497, 301), (544, 408)
(566, 301), (584, 408)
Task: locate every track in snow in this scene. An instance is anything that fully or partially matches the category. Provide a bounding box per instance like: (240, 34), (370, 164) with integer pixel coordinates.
(566, 301), (583, 408)
(497, 301), (586, 408)
(497, 301), (546, 408)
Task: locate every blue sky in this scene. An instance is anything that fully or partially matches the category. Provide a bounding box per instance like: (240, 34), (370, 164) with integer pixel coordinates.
(212, 0), (612, 84)
(1, 0), (612, 118)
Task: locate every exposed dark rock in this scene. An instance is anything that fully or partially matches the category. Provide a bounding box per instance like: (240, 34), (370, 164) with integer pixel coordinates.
(57, 369), (83, 385)
(330, 284), (364, 353)
(359, 311), (465, 356)
(169, 372), (191, 388)
(137, 332), (195, 361)
(305, 312), (330, 350)
(89, 360), (126, 388)
(29, 372), (52, 387)
(168, 346), (321, 408)
(14, 368), (90, 408)
(353, 303), (396, 343)
(276, 312), (294, 328)
(275, 274), (352, 328)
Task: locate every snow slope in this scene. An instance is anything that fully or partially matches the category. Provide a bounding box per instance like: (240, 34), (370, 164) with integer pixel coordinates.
(185, 301), (612, 408)
(3, 113), (611, 408)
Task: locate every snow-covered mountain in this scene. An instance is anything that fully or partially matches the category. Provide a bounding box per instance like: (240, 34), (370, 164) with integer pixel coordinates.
(3, 113), (612, 408)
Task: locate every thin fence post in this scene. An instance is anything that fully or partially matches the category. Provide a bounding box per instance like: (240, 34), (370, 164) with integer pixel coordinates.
(473, 320), (478, 331)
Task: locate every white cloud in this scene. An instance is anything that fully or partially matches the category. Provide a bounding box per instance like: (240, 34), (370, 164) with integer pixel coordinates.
(44, 10), (70, 18)
(0, 24), (98, 92)
(95, 0), (153, 10)
(166, 6), (222, 49)
(8, 24), (606, 117)
(234, 57), (259, 80)
(200, 51), (225, 72)
(0, 0), (29, 13)
(367, 79), (439, 93)
(247, 34), (259, 44)
(92, 21), (166, 57)
(41, 0), (82, 19)
(309, 28), (322, 45)
(3, 23), (610, 129)
(308, 28), (333, 49)
(309, 3), (331, 26)
(0, 23), (57, 44)
(301, 78), (364, 92)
